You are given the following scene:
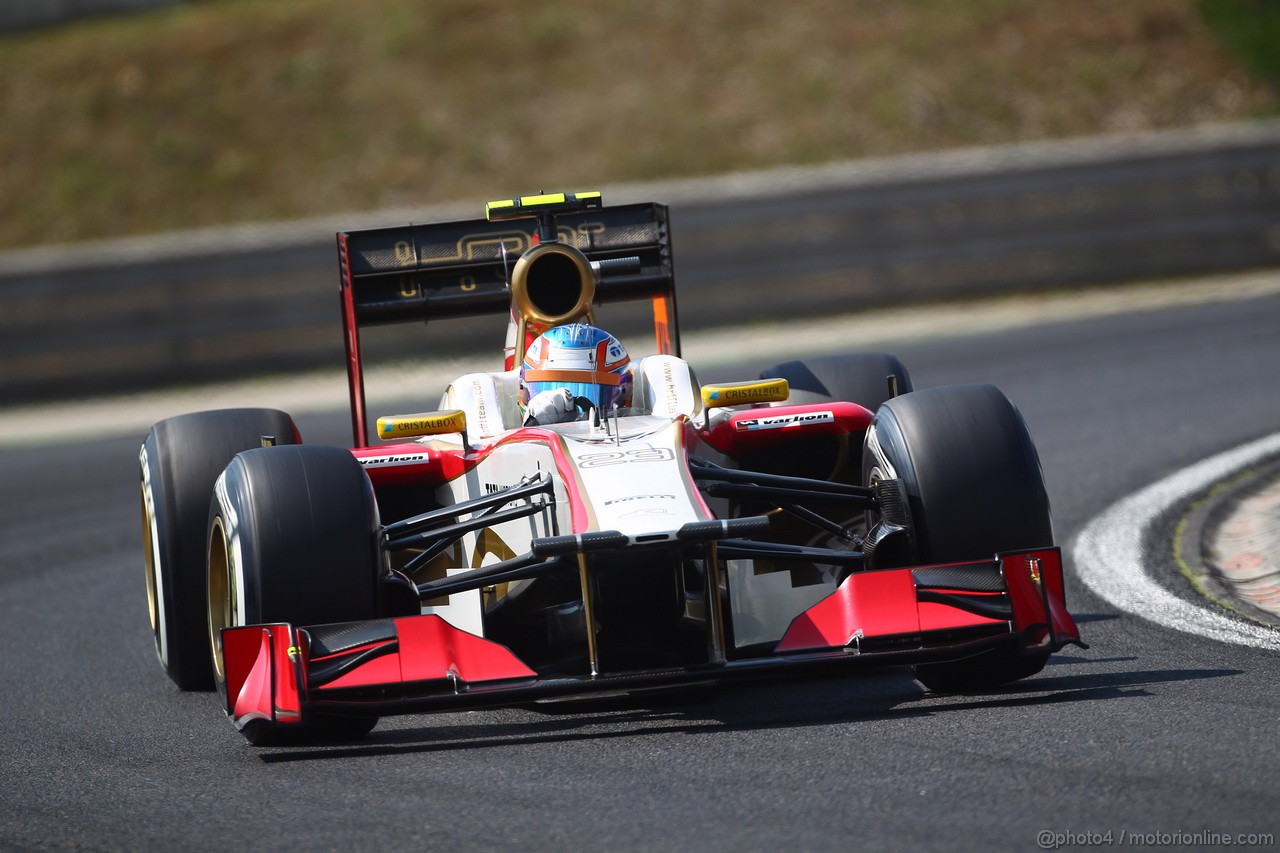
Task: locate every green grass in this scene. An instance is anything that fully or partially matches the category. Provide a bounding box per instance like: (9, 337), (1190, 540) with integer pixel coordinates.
(1199, 0), (1280, 88)
(0, 0), (1275, 250)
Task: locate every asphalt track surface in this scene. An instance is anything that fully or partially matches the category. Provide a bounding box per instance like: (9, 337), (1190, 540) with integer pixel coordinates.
(2, 288), (1279, 851)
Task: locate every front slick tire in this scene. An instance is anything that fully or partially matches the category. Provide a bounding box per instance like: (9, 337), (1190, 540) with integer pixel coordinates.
(863, 384), (1054, 692)
(208, 444), (383, 744)
(140, 408), (299, 691)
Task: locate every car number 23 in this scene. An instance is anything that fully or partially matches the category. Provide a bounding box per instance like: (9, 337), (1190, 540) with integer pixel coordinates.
(576, 448), (675, 468)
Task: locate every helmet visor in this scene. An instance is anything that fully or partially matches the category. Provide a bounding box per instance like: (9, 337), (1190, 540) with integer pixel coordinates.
(523, 373), (629, 414)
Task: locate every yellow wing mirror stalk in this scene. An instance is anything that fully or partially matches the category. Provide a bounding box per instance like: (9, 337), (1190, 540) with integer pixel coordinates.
(377, 410), (468, 442)
(700, 378), (789, 410)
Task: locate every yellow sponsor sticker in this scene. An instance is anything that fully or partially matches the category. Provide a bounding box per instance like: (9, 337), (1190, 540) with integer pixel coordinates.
(376, 409), (467, 440)
(700, 378), (790, 409)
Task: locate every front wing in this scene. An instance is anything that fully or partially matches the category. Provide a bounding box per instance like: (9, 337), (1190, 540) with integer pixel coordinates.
(221, 548), (1082, 735)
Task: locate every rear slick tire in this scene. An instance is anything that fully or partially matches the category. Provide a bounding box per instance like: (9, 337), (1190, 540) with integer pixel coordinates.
(760, 352), (912, 412)
(139, 408), (299, 690)
(207, 444), (383, 743)
(862, 384), (1054, 691)
(757, 353), (914, 485)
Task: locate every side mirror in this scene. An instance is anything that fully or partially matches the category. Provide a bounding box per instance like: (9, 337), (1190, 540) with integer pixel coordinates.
(376, 409), (468, 441)
(700, 378), (789, 410)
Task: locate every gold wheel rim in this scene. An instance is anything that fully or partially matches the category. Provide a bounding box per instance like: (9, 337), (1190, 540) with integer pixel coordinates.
(140, 483), (158, 635)
(207, 517), (232, 684)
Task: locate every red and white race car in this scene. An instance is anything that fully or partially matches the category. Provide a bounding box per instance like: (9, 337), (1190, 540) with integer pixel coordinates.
(140, 191), (1083, 743)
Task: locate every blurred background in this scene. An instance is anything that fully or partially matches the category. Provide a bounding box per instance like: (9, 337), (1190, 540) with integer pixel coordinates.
(1, 0), (1278, 400)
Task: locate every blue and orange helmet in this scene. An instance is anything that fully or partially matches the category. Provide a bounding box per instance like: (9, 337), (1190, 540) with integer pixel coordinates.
(520, 324), (632, 413)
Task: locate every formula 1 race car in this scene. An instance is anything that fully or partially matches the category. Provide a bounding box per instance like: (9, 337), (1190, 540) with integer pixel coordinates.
(139, 191), (1084, 744)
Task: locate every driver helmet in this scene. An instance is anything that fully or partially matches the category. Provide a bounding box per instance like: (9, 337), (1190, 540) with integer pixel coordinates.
(520, 323), (632, 413)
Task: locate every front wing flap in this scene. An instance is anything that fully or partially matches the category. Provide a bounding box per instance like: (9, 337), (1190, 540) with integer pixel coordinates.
(776, 548), (1083, 655)
(221, 548), (1083, 732)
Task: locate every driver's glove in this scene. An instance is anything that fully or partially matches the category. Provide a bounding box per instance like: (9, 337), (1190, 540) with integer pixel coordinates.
(523, 387), (576, 426)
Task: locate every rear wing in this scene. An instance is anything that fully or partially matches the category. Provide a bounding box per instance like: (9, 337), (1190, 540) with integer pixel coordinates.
(336, 201), (677, 447)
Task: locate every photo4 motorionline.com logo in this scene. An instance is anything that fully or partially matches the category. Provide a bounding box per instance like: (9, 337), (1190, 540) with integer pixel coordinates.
(1037, 829), (1274, 849)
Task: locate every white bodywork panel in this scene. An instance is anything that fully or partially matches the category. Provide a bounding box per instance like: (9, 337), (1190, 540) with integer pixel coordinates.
(632, 355), (703, 419)
(440, 371), (523, 440)
(415, 415), (713, 635)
